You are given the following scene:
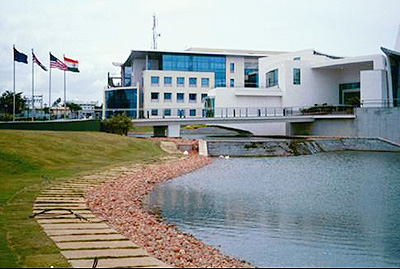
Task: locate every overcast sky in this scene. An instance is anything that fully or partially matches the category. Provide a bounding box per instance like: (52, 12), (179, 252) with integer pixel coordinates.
(1, 0), (399, 105)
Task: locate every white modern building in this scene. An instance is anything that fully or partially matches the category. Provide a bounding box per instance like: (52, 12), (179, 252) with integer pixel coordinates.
(105, 27), (400, 135)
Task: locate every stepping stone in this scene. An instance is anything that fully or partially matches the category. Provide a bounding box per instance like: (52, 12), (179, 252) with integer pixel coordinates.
(33, 204), (89, 210)
(37, 218), (102, 224)
(32, 209), (93, 214)
(33, 213), (97, 220)
(68, 257), (168, 268)
(41, 223), (110, 230)
(44, 228), (118, 236)
(51, 233), (127, 242)
(56, 240), (138, 250)
(61, 248), (147, 259)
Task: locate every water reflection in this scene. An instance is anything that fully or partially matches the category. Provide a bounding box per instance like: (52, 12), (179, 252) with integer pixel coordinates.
(145, 152), (400, 267)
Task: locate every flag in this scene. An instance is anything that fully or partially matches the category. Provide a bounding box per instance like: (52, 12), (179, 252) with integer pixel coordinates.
(14, 47), (28, 64)
(64, 56), (79, 72)
(33, 52), (47, 71)
(50, 53), (68, 71)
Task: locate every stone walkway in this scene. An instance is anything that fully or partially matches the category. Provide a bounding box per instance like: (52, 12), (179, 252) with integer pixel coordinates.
(32, 156), (177, 268)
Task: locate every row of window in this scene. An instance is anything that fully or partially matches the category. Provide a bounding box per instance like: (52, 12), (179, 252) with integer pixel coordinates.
(265, 68), (301, 88)
(151, 76), (210, 87)
(151, 92), (208, 103)
(150, 108), (200, 117)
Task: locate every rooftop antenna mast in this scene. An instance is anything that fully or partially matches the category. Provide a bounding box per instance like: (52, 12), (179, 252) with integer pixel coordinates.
(152, 13), (160, 50)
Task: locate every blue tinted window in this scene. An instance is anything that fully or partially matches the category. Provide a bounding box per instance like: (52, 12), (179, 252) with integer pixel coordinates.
(151, 92), (159, 101)
(177, 77), (185, 86)
(201, 78), (209, 87)
(151, 109), (158, 116)
(230, 79), (234, 87)
(189, 93), (197, 103)
(164, 92), (172, 101)
(293, 68), (301, 85)
(177, 93), (184, 103)
(230, 63), (234, 73)
(201, 93), (207, 101)
(162, 54), (226, 87)
(190, 109), (196, 116)
(124, 67), (132, 86)
(164, 76), (172, 86)
(189, 77), (197, 87)
(151, 76), (159, 85)
(244, 62), (258, 88)
(164, 109), (171, 116)
(266, 69), (278, 88)
(105, 88), (137, 118)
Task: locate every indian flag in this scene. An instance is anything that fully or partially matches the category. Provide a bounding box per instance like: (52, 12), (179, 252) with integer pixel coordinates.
(64, 56), (80, 72)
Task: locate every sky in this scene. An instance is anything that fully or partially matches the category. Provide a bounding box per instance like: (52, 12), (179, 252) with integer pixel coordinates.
(1, 0), (399, 105)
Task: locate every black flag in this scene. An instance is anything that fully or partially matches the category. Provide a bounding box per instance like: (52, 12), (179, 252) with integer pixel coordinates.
(14, 47), (28, 64)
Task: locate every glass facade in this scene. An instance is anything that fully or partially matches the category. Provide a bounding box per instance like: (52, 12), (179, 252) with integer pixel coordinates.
(105, 88), (137, 118)
(162, 54), (226, 87)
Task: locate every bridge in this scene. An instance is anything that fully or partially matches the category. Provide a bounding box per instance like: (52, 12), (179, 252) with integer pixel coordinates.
(127, 106), (356, 137)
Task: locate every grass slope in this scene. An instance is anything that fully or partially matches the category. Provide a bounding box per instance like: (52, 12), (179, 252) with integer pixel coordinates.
(0, 130), (165, 267)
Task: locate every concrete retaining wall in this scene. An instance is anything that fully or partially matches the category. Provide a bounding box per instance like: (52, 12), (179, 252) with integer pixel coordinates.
(290, 107), (400, 143)
(206, 138), (400, 157)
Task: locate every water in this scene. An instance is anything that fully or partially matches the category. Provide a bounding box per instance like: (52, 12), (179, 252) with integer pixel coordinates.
(145, 152), (400, 267)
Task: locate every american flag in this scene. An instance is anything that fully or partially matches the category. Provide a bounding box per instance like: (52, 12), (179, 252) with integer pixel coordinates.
(50, 53), (68, 71)
(32, 52), (47, 71)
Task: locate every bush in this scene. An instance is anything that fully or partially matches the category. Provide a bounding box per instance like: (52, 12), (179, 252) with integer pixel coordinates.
(101, 115), (132, 136)
(0, 114), (13, 122)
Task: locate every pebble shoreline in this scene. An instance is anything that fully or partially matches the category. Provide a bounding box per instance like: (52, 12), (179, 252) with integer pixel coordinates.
(85, 150), (251, 268)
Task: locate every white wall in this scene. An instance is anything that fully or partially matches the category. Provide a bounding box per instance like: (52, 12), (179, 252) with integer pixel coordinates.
(360, 70), (388, 107)
(142, 70), (214, 117)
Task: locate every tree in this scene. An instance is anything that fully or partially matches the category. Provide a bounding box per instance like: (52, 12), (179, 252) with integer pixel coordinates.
(66, 102), (82, 112)
(0, 90), (26, 115)
(101, 115), (132, 136)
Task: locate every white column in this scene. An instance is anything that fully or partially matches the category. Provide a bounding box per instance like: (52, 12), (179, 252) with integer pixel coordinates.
(167, 123), (181, 137)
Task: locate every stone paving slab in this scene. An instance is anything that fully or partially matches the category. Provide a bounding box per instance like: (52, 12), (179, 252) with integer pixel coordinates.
(44, 228), (118, 236)
(32, 209), (93, 214)
(56, 240), (138, 250)
(69, 257), (168, 268)
(61, 248), (148, 259)
(51, 234), (128, 242)
(37, 218), (103, 224)
(41, 223), (110, 230)
(33, 213), (97, 220)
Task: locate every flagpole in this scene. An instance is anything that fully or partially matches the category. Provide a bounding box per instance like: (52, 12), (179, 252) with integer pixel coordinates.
(32, 49), (35, 118)
(49, 52), (51, 120)
(13, 44), (15, 122)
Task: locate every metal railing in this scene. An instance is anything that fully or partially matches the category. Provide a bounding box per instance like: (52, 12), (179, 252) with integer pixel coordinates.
(361, 99), (400, 107)
(1, 104), (357, 122)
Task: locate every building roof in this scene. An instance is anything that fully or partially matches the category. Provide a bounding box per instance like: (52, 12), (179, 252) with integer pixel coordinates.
(123, 48), (288, 66)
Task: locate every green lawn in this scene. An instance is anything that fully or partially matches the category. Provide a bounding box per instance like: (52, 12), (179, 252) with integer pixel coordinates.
(0, 130), (166, 267)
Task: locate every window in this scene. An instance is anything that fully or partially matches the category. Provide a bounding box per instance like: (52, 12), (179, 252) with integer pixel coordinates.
(164, 92), (172, 102)
(177, 77), (185, 86)
(178, 109), (185, 117)
(164, 76), (172, 86)
(190, 109), (196, 116)
(151, 92), (159, 102)
(201, 78), (209, 87)
(177, 93), (184, 103)
(163, 109), (171, 116)
(293, 57), (301, 61)
(230, 63), (235, 73)
(151, 109), (158, 116)
(189, 77), (197, 87)
(151, 76), (159, 86)
(293, 68), (301, 85)
(189, 93), (197, 103)
(230, 79), (235, 87)
(266, 69), (278, 88)
(201, 93), (208, 101)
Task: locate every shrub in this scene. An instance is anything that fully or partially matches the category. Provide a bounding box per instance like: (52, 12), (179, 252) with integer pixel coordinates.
(101, 115), (132, 136)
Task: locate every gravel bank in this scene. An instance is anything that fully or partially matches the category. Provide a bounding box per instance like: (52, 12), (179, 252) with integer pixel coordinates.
(85, 154), (251, 268)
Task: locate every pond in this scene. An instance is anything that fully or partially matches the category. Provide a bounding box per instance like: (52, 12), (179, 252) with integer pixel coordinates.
(145, 152), (400, 267)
